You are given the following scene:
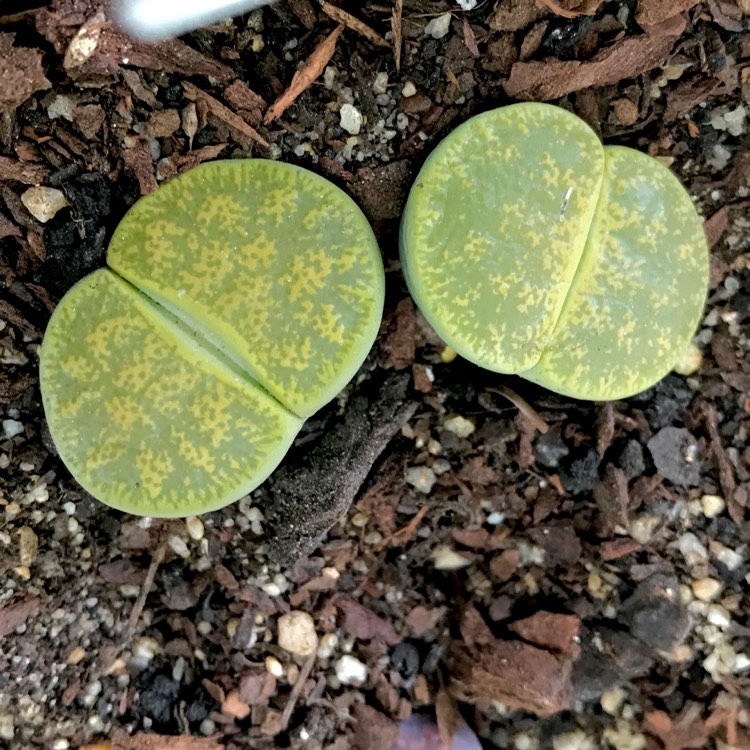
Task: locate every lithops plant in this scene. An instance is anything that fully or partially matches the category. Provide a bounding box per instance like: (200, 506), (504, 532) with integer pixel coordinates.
(400, 103), (708, 401)
(40, 160), (384, 517)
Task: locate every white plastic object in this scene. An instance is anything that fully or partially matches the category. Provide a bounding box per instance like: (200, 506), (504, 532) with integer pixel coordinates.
(115, 0), (276, 40)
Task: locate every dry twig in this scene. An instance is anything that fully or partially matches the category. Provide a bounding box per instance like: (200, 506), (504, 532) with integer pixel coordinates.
(279, 650), (316, 730)
(126, 540), (167, 638)
(391, 0), (403, 70)
(319, 1), (388, 47)
(536, 0), (581, 18)
(486, 385), (549, 434)
(265, 25), (344, 123)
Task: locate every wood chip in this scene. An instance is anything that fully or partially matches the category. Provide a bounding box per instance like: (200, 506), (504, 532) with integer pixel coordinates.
(450, 638), (574, 717)
(0, 155), (50, 186)
(703, 208), (729, 249)
(319, 1), (388, 47)
(184, 81), (269, 148)
(0, 32), (51, 111)
(336, 597), (400, 645)
(391, 0), (403, 71)
(109, 730), (222, 750)
(504, 34), (676, 101)
(223, 80), (266, 126)
(122, 145), (158, 196)
(462, 18), (480, 58)
(384, 297), (416, 370)
(435, 689), (461, 748)
(0, 596), (40, 638)
(509, 611), (581, 654)
(264, 25), (343, 123)
(37, 9), (234, 82)
(635, 0), (702, 29)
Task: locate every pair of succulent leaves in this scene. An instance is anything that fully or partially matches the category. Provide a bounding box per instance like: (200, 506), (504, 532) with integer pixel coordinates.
(40, 103), (708, 517)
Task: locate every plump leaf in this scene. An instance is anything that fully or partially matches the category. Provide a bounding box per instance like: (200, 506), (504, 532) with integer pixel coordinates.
(108, 160), (384, 417)
(400, 103), (708, 400)
(40, 270), (301, 517)
(40, 160), (384, 516)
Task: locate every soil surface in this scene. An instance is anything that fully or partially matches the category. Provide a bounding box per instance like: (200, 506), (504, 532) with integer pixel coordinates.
(1, 1), (749, 749)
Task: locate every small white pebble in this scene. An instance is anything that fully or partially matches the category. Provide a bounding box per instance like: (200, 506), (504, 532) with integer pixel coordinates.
(402, 81), (417, 98)
(265, 655), (284, 677)
(340, 103), (363, 135)
(52, 740), (70, 750)
(63, 501), (76, 515)
(21, 187), (68, 223)
(2, 420), (23, 439)
(457, 0), (477, 8)
(372, 71), (388, 95)
(443, 415), (475, 437)
(131, 636), (161, 665)
(711, 542), (743, 572)
(277, 611), (318, 657)
(701, 494), (725, 518)
(692, 577), (722, 602)
(200, 718), (216, 736)
(553, 729), (596, 750)
(317, 632), (339, 659)
(629, 516), (659, 545)
(185, 516), (204, 541)
(487, 511), (505, 526)
(261, 581), (281, 596)
(405, 466), (437, 493)
(678, 532), (708, 567)
(706, 604), (732, 628)
(168, 534), (190, 558)
(323, 65), (337, 90)
(197, 621), (212, 636)
(600, 687), (626, 716)
(432, 546), (471, 570)
(424, 12), (452, 39)
(335, 654), (368, 685)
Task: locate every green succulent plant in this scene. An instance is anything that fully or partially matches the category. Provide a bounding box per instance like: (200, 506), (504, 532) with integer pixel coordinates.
(40, 159), (384, 517)
(400, 103), (708, 401)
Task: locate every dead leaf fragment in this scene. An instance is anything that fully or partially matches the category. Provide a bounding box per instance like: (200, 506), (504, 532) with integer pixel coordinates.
(0, 33), (51, 111)
(265, 25), (344, 123)
(504, 34), (676, 100)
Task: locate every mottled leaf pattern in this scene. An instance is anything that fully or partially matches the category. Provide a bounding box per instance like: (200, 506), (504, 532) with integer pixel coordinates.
(400, 103), (708, 400)
(40, 271), (301, 516)
(40, 160), (384, 516)
(108, 160), (384, 417)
